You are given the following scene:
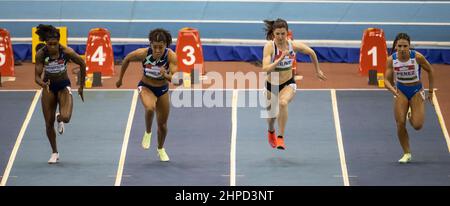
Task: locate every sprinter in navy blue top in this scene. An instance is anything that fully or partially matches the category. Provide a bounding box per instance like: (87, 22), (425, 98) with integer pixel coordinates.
(116, 28), (179, 162)
(34, 24), (86, 164)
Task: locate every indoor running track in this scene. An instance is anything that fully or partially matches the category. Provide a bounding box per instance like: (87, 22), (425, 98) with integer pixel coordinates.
(0, 89), (449, 186)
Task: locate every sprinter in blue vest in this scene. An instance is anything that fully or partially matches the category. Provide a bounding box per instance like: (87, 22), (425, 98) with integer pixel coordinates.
(384, 33), (435, 163)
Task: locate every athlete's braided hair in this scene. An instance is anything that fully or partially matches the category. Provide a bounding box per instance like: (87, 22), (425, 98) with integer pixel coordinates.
(148, 28), (172, 47)
(35, 24), (60, 42)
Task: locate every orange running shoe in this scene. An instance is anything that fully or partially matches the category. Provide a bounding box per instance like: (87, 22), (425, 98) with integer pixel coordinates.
(276, 136), (285, 150)
(268, 130), (277, 148)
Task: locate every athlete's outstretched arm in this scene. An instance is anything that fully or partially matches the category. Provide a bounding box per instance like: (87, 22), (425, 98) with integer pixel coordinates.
(384, 56), (399, 97)
(34, 50), (50, 92)
(116, 48), (147, 88)
(416, 52), (434, 102)
(64, 46), (86, 85)
(292, 41), (327, 80)
(64, 46), (86, 101)
(163, 49), (181, 85)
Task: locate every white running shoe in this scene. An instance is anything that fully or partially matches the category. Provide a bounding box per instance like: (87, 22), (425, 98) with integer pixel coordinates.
(142, 132), (151, 150)
(398, 153), (412, 164)
(56, 113), (64, 135)
(157, 148), (170, 162)
(48, 153), (59, 164)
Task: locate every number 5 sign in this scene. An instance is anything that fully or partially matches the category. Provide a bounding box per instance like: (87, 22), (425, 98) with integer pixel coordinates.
(85, 28), (114, 76)
(359, 28), (387, 76)
(176, 28), (204, 75)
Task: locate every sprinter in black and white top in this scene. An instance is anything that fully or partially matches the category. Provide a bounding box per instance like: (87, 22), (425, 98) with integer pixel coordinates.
(262, 18), (327, 150)
(116, 28), (179, 162)
(384, 33), (435, 163)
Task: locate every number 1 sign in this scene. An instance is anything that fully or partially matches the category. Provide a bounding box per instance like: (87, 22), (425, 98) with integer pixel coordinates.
(359, 28), (387, 76)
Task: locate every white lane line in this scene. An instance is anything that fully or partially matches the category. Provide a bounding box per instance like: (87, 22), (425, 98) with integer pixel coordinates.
(331, 89), (350, 186)
(0, 90), (41, 186)
(432, 91), (450, 152)
(114, 90), (139, 186)
(230, 89), (238, 186)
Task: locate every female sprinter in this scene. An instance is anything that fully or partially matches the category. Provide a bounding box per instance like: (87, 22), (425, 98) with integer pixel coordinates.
(34, 24), (86, 163)
(384, 33), (435, 163)
(116, 28), (179, 162)
(262, 19), (327, 150)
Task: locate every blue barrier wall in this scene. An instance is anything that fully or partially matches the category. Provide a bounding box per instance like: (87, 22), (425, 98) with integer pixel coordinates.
(4, 1), (450, 64)
(12, 44), (450, 64)
(1, 0), (450, 41)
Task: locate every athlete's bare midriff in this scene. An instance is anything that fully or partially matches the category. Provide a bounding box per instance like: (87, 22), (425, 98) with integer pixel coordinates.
(266, 69), (293, 85)
(141, 75), (168, 87)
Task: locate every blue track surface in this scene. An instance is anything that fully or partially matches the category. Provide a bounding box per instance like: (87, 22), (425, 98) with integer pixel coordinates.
(235, 91), (344, 186)
(0, 91), (36, 182)
(337, 91), (450, 186)
(121, 91), (231, 186)
(1, 89), (449, 186)
(6, 91), (133, 186)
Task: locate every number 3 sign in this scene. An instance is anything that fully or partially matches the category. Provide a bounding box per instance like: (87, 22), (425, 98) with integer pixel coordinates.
(176, 28), (204, 75)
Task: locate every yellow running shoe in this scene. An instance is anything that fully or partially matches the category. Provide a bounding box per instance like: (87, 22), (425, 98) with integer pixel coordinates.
(141, 132), (151, 150)
(157, 148), (170, 162)
(398, 153), (412, 163)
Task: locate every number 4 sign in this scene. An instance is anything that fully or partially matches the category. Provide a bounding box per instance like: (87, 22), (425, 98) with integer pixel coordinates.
(85, 28), (114, 76)
(359, 28), (387, 76)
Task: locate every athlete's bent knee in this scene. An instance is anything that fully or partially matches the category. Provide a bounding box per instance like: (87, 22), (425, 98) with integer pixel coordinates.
(59, 115), (71, 123)
(146, 105), (156, 113)
(411, 122), (423, 130)
(279, 99), (289, 108)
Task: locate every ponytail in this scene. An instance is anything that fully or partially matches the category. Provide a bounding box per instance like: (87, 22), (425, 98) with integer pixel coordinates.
(264, 18), (288, 40)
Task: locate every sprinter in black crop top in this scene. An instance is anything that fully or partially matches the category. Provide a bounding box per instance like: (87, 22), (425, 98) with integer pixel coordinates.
(34, 24), (86, 164)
